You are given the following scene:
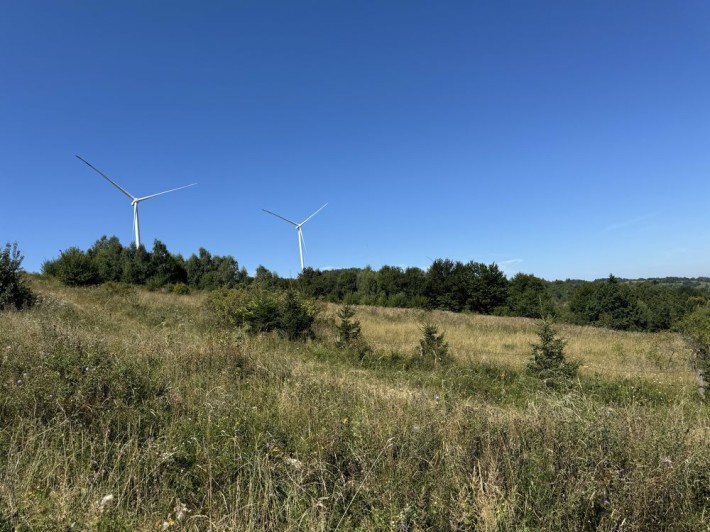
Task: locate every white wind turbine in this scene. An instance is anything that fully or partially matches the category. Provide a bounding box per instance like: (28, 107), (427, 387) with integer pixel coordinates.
(76, 155), (196, 250)
(262, 203), (328, 271)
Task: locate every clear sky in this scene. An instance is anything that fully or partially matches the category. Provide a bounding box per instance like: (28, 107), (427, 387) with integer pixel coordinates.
(2, 1), (709, 280)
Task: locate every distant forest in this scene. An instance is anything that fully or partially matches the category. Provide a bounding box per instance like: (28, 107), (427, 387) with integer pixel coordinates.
(41, 236), (709, 333)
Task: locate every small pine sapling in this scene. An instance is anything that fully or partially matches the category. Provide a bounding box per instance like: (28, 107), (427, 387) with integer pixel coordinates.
(527, 320), (578, 385)
(418, 323), (449, 367)
(336, 304), (362, 348)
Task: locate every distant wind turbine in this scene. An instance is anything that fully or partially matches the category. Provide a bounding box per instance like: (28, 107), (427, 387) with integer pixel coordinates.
(76, 155), (196, 250)
(262, 203), (328, 271)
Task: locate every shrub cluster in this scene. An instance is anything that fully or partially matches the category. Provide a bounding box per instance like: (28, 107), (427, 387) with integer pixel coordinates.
(679, 305), (710, 400)
(205, 287), (317, 340)
(42, 236), (247, 291)
(0, 242), (35, 310)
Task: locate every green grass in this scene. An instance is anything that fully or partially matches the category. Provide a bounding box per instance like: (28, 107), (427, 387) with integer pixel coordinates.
(0, 277), (707, 530)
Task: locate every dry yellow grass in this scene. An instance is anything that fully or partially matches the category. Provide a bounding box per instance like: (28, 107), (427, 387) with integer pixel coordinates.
(324, 303), (695, 386)
(20, 279), (697, 388)
(2, 278), (706, 529)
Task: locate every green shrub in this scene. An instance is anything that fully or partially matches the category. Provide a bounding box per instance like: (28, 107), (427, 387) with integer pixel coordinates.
(280, 291), (316, 341)
(171, 282), (191, 295)
(205, 287), (317, 340)
(527, 320), (578, 386)
(47, 247), (100, 286)
(679, 305), (710, 400)
(0, 242), (35, 310)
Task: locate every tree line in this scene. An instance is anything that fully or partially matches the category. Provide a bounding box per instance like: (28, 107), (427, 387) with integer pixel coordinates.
(40, 237), (708, 333)
(42, 236), (247, 291)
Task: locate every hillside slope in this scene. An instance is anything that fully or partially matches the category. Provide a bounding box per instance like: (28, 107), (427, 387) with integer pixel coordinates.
(0, 278), (707, 530)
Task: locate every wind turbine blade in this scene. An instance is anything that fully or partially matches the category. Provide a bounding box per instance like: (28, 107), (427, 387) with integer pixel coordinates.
(76, 155), (136, 200)
(262, 209), (299, 226)
(300, 202), (328, 225)
(135, 183), (197, 202)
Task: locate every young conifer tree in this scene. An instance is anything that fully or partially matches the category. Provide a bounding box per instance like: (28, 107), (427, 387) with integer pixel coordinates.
(527, 320), (578, 385)
(336, 304), (362, 348)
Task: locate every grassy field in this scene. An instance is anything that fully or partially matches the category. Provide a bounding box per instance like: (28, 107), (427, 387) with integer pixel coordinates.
(0, 277), (707, 530)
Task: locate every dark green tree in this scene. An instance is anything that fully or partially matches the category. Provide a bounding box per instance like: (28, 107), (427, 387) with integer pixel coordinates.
(254, 265), (280, 289)
(467, 262), (509, 313)
(679, 305), (710, 400)
(148, 240), (187, 288)
(120, 244), (152, 285)
(333, 269), (358, 302)
(570, 275), (646, 331)
(87, 236), (125, 282)
(185, 248), (213, 288)
(424, 259), (460, 311)
(50, 247), (100, 286)
(0, 242), (35, 310)
(507, 273), (554, 318)
(279, 291), (316, 341)
(356, 266), (379, 303)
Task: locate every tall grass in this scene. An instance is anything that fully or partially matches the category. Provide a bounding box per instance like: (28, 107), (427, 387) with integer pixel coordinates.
(0, 278), (707, 530)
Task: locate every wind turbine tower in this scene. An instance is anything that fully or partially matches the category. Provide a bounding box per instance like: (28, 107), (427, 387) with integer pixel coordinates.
(262, 203), (328, 271)
(76, 156), (196, 250)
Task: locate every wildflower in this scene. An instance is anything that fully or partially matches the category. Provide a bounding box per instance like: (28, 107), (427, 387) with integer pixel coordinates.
(285, 457), (303, 470)
(174, 501), (189, 521)
(99, 494), (114, 512)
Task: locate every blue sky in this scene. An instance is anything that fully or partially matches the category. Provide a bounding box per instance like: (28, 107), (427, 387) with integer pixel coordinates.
(2, 1), (709, 280)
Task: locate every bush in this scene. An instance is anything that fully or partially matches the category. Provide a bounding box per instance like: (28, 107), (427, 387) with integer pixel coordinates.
(205, 288), (317, 340)
(171, 282), (191, 295)
(0, 242), (35, 310)
(47, 247), (100, 286)
(679, 305), (710, 400)
(280, 291), (317, 341)
(527, 320), (578, 386)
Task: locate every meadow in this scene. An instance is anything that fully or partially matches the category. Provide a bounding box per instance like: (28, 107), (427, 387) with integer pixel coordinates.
(0, 277), (707, 530)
